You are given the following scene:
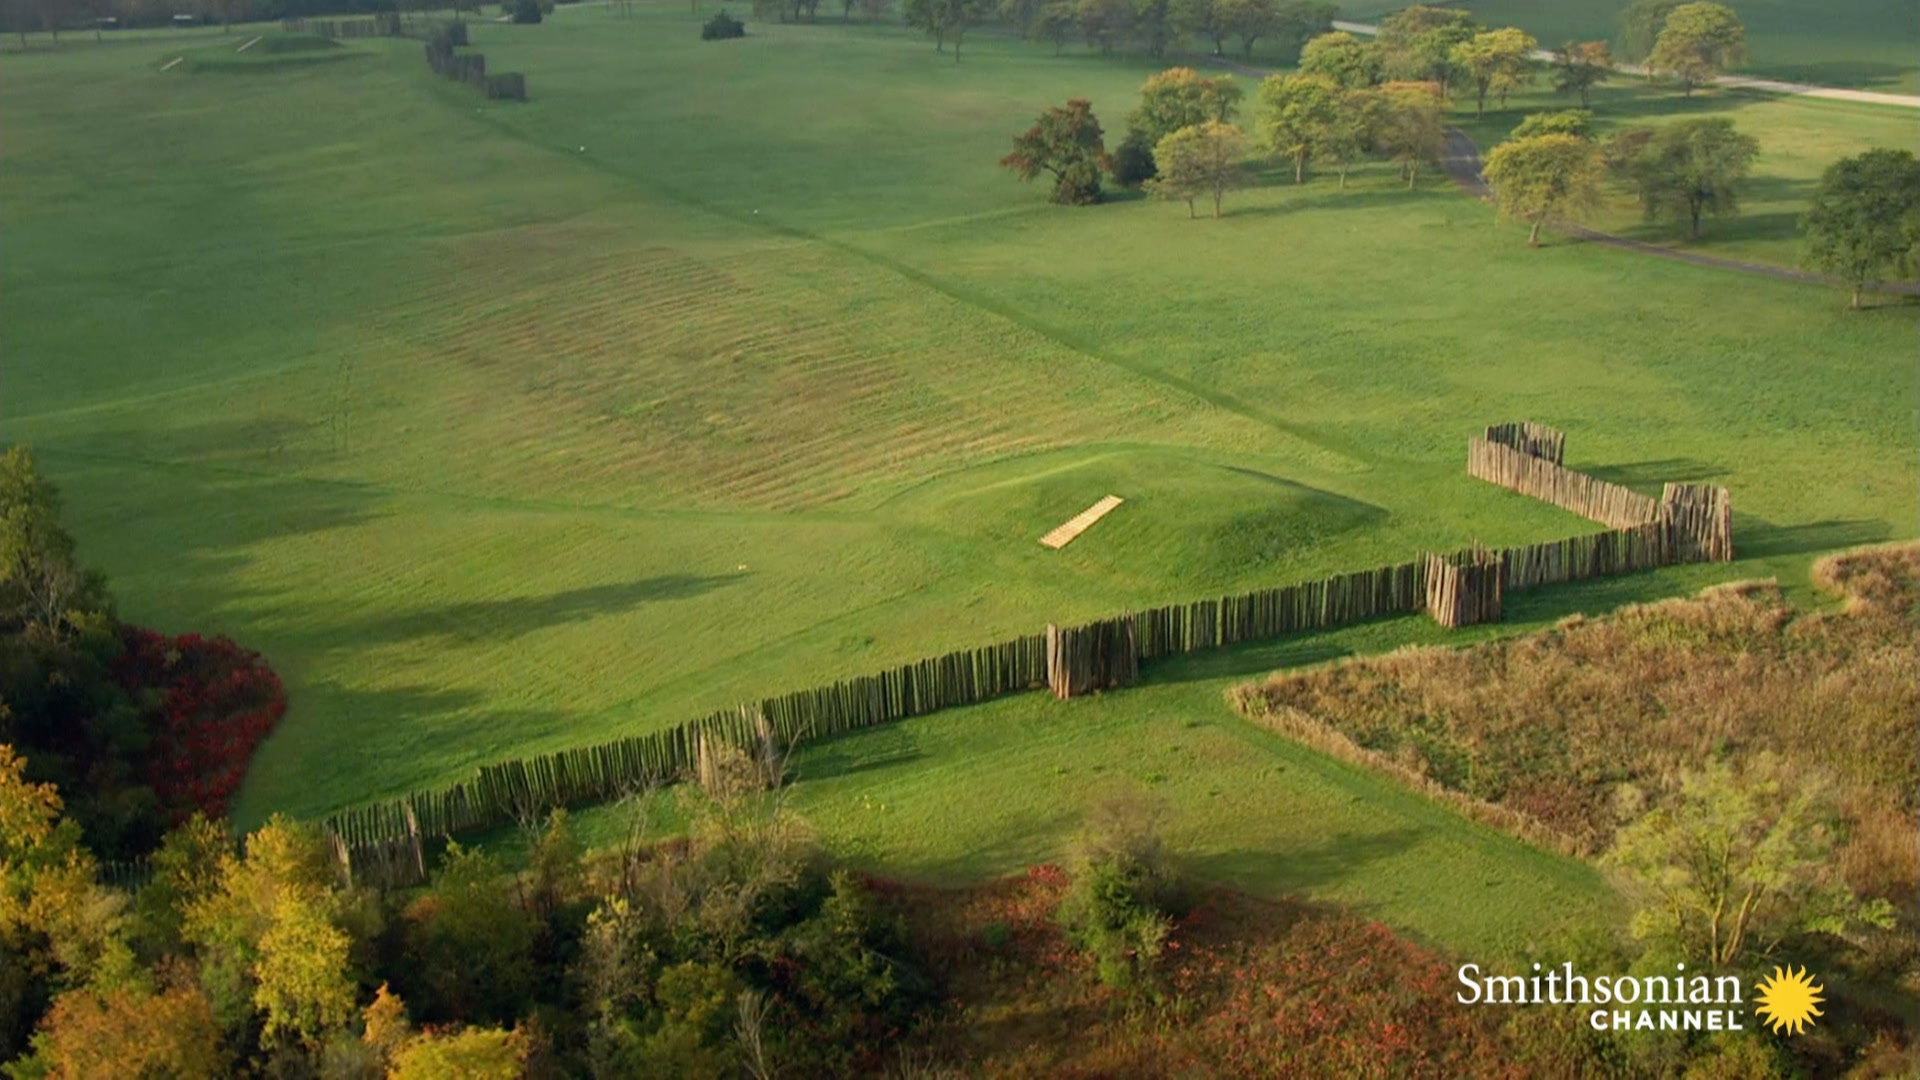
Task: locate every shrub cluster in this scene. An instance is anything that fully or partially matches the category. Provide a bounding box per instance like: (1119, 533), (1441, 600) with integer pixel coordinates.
(701, 11), (745, 39)
(1055, 795), (1181, 995)
(111, 627), (287, 824)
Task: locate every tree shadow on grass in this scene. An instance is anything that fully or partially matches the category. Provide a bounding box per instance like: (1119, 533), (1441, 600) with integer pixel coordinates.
(793, 724), (925, 784)
(1582, 457), (1730, 494)
(1179, 826), (1429, 895)
(236, 680), (583, 827)
(1733, 514), (1891, 558)
(1231, 183), (1439, 219)
(343, 573), (750, 646)
(1143, 634), (1358, 686)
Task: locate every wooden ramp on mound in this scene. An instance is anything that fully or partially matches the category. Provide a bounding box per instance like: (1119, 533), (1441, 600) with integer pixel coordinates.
(1040, 495), (1124, 549)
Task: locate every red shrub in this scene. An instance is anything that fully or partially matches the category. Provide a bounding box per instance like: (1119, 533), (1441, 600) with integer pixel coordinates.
(113, 626), (287, 822)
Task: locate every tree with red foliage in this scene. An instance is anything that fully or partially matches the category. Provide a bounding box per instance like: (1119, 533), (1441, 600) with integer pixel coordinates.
(114, 628), (287, 822)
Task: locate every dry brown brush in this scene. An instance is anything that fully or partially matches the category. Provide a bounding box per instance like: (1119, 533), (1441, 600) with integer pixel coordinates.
(1231, 543), (1919, 902)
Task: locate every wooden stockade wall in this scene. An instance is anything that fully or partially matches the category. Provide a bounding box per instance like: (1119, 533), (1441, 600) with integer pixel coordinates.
(324, 635), (1051, 852)
(1494, 522), (1672, 591)
(1661, 484), (1734, 563)
(423, 23), (528, 101)
(1046, 620), (1139, 699)
(1424, 547), (1504, 628)
(1468, 438), (1660, 529)
(1130, 561), (1425, 662)
(318, 427), (1732, 876)
(1483, 421), (1565, 465)
(282, 14), (399, 37)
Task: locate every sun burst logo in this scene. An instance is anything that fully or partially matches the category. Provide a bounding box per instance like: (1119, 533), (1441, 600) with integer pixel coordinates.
(1754, 965), (1825, 1036)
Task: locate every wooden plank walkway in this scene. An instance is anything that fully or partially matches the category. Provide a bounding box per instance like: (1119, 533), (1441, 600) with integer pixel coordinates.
(1040, 495), (1124, 549)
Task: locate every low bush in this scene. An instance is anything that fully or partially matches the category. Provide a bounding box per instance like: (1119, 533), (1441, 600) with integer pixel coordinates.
(511, 0), (542, 23)
(1109, 129), (1158, 187)
(701, 12), (745, 39)
(1055, 794), (1179, 995)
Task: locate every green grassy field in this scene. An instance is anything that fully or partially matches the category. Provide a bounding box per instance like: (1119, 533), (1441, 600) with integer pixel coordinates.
(1355, 0), (1920, 93)
(492, 567), (1759, 957)
(2, 6), (1914, 954)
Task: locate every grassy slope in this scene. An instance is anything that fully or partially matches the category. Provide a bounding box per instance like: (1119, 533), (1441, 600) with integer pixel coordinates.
(1, 8), (1913, 848)
(1354, 0), (1920, 93)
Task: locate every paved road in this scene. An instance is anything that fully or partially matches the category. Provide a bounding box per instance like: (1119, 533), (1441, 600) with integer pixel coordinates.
(1330, 19), (1920, 110)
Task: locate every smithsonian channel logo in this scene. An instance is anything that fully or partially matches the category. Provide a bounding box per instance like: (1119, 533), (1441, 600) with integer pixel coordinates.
(1455, 962), (1825, 1035)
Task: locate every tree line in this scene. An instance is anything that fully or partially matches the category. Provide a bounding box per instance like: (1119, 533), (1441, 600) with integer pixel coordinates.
(999, 65), (1449, 209)
(995, 2), (1917, 307)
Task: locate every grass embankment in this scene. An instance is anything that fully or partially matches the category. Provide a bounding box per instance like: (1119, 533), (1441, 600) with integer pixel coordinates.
(1, 7), (1912, 830)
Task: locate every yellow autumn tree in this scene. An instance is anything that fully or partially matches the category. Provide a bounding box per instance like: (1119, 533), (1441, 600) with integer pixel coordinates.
(389, 1025), (529, 1080)
(21, 985), (227, 1079)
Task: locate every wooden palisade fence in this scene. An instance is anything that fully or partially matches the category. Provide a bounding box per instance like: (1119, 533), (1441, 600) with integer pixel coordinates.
(424, 23), (528, 100)
(282, 14), (400, 36)
(318, 424), (1734, 877)
(1424, 546), (1504, 628)
(1467, 437), (1661, 528)
(1482, 421), (1565, 465)
(1045, 619), (1139, 698)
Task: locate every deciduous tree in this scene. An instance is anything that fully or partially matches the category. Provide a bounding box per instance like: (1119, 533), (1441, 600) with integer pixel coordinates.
(1615, 117), (1758, 238)
(389, 1025), (529, 1080)
(1511, 109), (1590, 140)
(1075, 0), (1130, 54)
(903, 0), (987, 57)
(180, 815), (342, 1036)
(253, 891), (355, 1050)
(1617, 0), (1676, 65)
(1031, 0), (1074, 50)
(1647, 1), (1743, 97)
(1451, 27), (1536, 116)
(1605, 757), (1896, 969)
(0, 448), (110, 644)
(1375, 4), (1477, 93)
(1129, 67), (1243, 144)
(1374, 83), (1445, 188)
(1551, 40), (1612, 107)
(1130, 0), (1174, 56)
(17, 985), (226, 1080)
(1480, 132), (1605, 246)
(1801, 148), (1920, 309)
(1297, 29), (1379, 88)
(1315, 87), (1380, 190)
(1256, 71), (1337, 183)
(402, 843), (536, 1025)
(1001, 99), (1109, 204)
(1172, 0), (1226, 55)
(1146, 121), (1247, 217)
(1214, 0), (1272, 57)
